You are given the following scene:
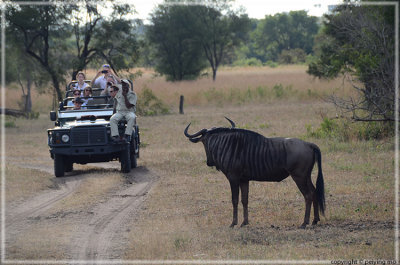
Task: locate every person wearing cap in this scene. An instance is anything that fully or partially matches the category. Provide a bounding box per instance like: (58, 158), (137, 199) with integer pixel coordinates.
(72, 97), (85, 110)
(91, 64), (121, 90)
(110, 80), (137, 142)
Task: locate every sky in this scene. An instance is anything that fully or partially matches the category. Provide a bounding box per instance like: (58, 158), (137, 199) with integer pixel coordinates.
(129, 0), (343, 21)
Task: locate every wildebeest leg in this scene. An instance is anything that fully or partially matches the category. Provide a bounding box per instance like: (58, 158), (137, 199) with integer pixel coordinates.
(229, 180), (239, 228)
(312, 191), (320, 225)
(292, 175), (313, 228)
(304, 174), (320, 225)
(240, 181), (249, 227)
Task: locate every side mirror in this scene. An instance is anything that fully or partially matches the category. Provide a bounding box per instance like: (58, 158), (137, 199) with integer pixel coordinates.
(50, 111), (57, 121)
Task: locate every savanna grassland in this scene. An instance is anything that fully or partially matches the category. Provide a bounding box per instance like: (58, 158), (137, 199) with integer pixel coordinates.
(4, 65), (396, 262)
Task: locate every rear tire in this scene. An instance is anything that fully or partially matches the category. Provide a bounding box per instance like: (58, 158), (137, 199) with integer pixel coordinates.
(131, 142), (137, 169)
(120, 146), (131, 173)
(54, 154), (65, 177)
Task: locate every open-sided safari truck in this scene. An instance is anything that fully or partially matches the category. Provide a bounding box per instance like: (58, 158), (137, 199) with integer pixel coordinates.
(47, 80), (140, 177)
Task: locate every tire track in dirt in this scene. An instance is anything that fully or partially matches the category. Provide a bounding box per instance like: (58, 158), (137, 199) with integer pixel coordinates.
(5, 162), (83, 237)
(6, 161), (158, 261)
(6, 162), (81, 224)
(5, 162), (84, 252)
(70, 166), (158, 261)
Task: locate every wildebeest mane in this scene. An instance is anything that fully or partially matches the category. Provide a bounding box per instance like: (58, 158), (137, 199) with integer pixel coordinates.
(203, 127), (288, 180)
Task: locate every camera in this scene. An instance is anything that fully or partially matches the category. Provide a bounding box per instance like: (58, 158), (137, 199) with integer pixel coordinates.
(101, 70), (108, 74)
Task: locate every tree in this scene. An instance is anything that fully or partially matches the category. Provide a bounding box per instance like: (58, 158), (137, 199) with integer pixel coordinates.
(70, 1), (140, 80)
(6, 1), (73, 102)
(307, 4), (396, 122)
(191, 2), (251, 80)
(147, 1), (250, 81)
(147, 4), (207, 81)
(251, 11), (319, 62)
(5, 38), (36, 113)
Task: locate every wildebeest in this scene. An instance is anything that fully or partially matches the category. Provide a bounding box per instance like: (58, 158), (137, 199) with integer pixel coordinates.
(184, 117), (325, 228)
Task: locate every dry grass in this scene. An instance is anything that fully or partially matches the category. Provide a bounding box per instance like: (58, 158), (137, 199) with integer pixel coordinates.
(124, 103), (394, 260)
(3, 65), (396, 261)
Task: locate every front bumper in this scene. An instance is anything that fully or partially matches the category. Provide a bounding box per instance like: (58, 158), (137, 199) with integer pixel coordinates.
(49, 143), (130, 163)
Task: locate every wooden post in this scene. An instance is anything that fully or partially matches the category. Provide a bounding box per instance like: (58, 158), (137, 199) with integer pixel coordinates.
(179, 95), (184, 114)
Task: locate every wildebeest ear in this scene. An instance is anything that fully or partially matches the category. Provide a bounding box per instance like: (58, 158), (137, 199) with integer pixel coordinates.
(224, 117), (236, 128)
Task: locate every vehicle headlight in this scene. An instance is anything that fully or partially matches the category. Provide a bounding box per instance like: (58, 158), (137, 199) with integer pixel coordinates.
(61, 134), (70, 143)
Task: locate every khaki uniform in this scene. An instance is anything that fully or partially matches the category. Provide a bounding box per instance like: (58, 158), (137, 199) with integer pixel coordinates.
(110, 90), (137, 137)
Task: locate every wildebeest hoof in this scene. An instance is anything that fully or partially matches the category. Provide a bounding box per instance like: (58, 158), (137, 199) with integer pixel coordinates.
(229, 223), (237, 228)
(240, 221), (249, 227)
(312, 220), (319, 225)
(299, 223), (307, 229)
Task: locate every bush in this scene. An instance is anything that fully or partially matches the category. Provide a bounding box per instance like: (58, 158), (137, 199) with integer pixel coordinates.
(306, 118), (394, 141)
(233, 57), (263, 67)
(5, 117), (17, 128)
(278, 49), (307, 64)
(136, 87), (170, 116)
(264, 60), (278, 68)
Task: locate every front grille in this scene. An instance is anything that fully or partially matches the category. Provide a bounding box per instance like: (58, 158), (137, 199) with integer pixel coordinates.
(71, 127), (107, 146)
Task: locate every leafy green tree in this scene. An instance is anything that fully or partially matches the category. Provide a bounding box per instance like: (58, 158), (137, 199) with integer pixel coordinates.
(307, 4), (396, 122)
(5, 38), (38, 112)
(70, 1), (140, 79)
(147, 4), (207, 81)
(190, 2), (251, 80)
(147, 1), (250, 81)
(251, 11), (319, 62)
(6, 1), (73, 102)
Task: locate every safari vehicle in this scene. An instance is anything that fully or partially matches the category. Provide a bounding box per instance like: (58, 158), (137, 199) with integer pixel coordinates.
(47, 81), (140, 177)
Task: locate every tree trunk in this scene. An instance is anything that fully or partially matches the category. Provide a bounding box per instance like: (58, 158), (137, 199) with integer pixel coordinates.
(24, 73), (32, 113)
(212, 68), (217, 81)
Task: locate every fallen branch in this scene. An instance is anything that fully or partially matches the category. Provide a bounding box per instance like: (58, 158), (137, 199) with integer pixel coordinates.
(1, 108), (29, 118)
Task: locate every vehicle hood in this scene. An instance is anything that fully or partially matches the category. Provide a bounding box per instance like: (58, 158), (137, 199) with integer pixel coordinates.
(60, 119), (110, 129)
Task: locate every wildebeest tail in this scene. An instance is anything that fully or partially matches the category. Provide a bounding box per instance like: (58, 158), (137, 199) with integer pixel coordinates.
(312, 144), (325, 216)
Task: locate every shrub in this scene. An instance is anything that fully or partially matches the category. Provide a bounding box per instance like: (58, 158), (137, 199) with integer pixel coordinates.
(264, 60), (278, 68)
(233, 57), (263, 67)
(136, 87), (170, 116)
(278, 49), (307, 64)
(5, 117), (17, 128)
(306, 118), (394, 141)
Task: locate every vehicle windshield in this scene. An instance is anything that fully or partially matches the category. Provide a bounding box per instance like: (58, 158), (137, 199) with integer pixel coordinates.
(63, 96), (111, 110)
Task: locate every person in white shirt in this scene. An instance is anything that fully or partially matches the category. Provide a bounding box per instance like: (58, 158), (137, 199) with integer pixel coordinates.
(91, 64), (121, 90)
(74, 71), (89, 91)
(110, 80), (137, 142)
(81, 86), (93, 108)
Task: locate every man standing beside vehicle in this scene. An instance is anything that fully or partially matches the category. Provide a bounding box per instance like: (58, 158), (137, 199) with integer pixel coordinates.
(91, 64), (121, 90)
(110, 80), (137, 142)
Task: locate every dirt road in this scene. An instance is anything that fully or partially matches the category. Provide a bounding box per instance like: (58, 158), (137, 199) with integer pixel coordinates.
(5, 162), (158, 262)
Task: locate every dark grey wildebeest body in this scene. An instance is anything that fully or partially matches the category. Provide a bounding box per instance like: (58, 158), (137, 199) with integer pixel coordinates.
(184, 118), (325, 228)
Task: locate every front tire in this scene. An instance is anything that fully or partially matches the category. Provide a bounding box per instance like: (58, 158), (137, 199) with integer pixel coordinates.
(65, 159), (73, 172)
(120, 146), (131, 173)
(54, 154), (65, 177)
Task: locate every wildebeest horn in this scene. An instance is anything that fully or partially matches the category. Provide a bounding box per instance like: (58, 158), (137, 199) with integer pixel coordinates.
(184, 123), (207, 138)
(225, 117), (236, 128)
